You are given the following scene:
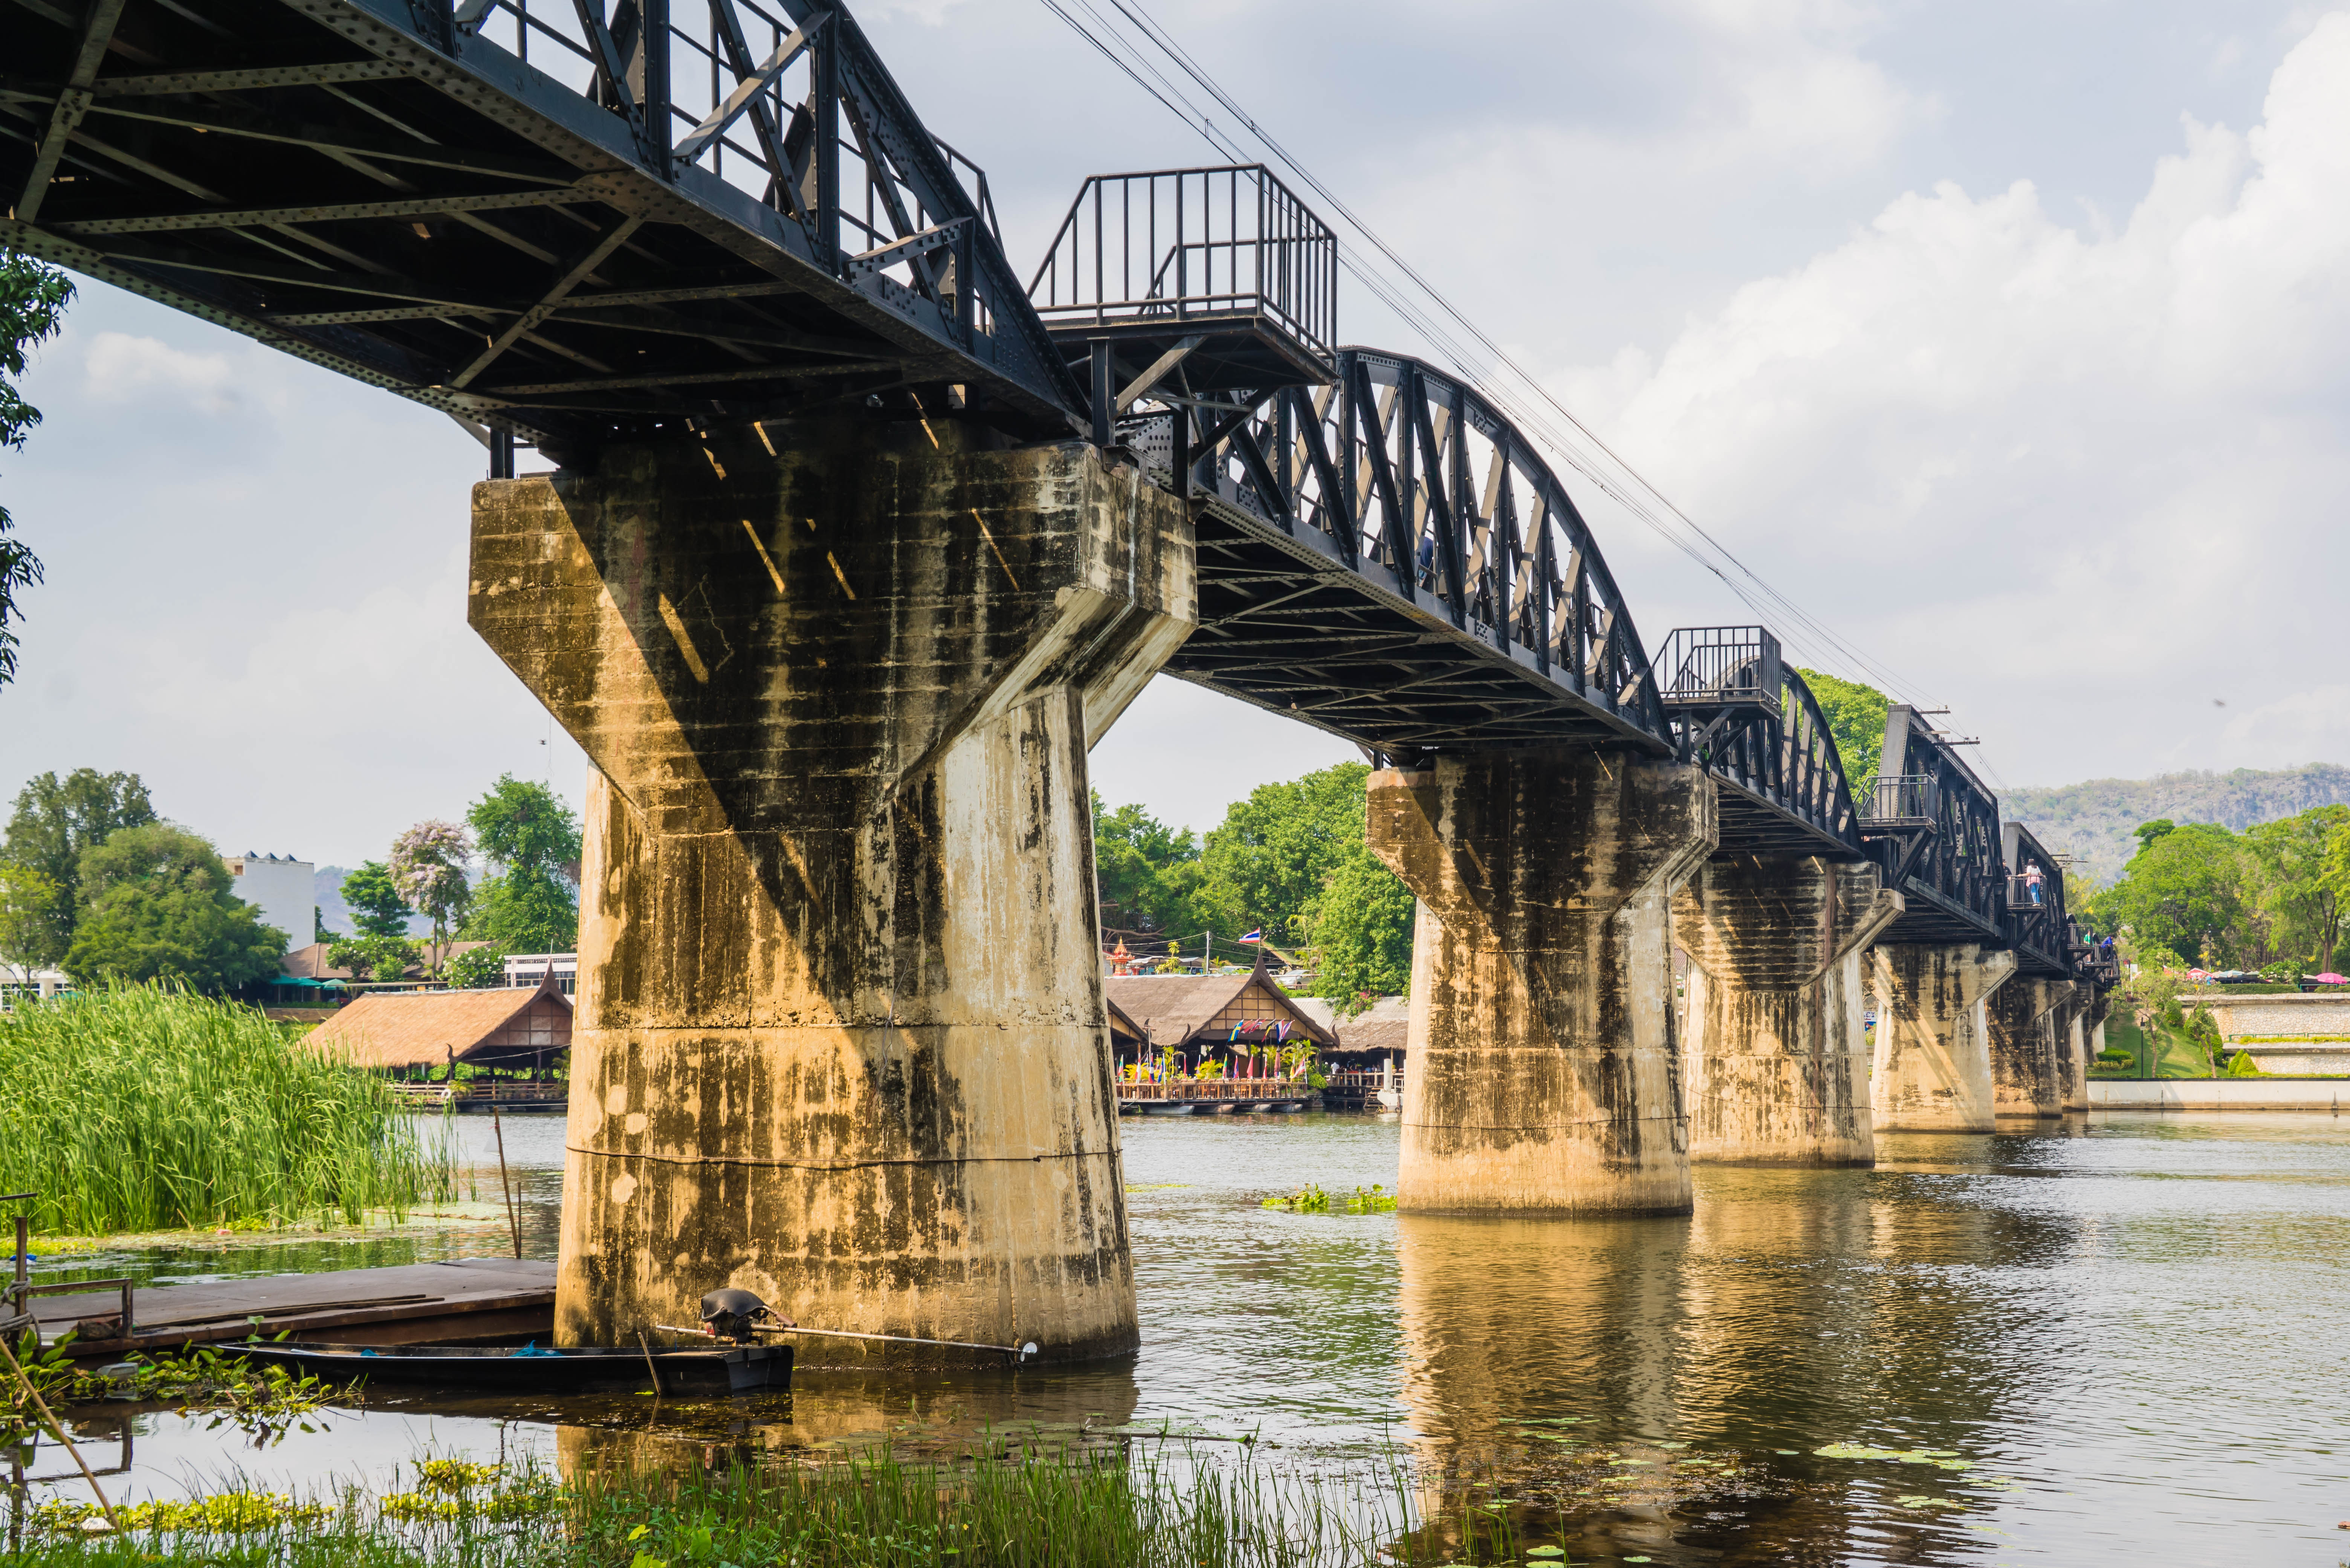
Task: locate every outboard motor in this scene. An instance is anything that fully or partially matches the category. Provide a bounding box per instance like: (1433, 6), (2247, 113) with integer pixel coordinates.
(700, 1287), (790, 1345)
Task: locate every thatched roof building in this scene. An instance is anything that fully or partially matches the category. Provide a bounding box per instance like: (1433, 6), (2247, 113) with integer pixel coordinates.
(1106, 995), (1146, 1052)
(306, 971), (571, 1075)
(1103, 952), (1335, 1057)
(1289, 995), (1410, 1058)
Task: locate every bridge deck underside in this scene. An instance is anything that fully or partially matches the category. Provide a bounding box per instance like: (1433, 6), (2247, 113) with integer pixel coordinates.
(1, 0), (1075, 449)
(1164, 502), (1669, 754)
(1710, 784), (1859, 860)
(1878, 873), (2002, 947)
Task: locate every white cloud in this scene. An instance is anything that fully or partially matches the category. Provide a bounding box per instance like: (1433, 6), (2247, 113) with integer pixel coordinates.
(1551, 11), (2350, 784)
(79, 331), (241, 416)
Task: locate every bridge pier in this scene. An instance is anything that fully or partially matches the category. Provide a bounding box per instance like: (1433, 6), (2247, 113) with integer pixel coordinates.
(1367, 749), (1716, 1214)
(469, 424), (1193, 1362)
(1989, 979), (2066, 1119)
(2058, 984), (2092, 1112)
(1869, 945), (2016, 1132)
(1675, 858), (1903, 1166)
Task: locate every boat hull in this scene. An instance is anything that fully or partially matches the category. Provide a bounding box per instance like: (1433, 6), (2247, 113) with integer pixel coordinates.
(229, 1341), (791, 1395)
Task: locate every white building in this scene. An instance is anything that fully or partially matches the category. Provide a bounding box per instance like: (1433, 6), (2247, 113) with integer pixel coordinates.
(224, 852), (316, 956)
(504, 951), (577, 994)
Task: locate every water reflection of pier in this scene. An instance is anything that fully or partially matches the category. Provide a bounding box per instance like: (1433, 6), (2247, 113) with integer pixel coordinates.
(1392, 1160), (2061, 1562)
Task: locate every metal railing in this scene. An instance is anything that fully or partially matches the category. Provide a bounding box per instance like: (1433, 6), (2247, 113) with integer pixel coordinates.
(1027, 165), (1338, 363)
(1653, 627), (1782, 716)
(1863, 773), (1938, 826)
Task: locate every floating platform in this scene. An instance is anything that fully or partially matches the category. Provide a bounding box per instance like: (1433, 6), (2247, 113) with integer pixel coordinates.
(29, 1258), (556, 1360)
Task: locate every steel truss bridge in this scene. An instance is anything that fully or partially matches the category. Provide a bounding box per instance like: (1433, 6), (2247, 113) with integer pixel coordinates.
(0, 0), (2104, 987)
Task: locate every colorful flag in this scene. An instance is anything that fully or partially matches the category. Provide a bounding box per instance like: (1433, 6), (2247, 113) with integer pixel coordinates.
(1240, 928), (1263, 943)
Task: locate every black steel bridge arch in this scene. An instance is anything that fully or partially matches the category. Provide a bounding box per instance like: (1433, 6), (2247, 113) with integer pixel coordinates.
(0, 0), (2106, 987)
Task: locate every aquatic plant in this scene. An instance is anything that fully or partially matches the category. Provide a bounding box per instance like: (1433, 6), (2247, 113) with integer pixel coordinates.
(0, 982), (455, 1235)
(1262, 1183), (1398, 1214)
(5, 1334), (332, 1444)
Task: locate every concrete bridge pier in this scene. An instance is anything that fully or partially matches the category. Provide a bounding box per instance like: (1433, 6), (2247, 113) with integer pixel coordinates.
(468, 424), (1194, 1362)
(1675, 858), (1904, 1166)
(1367, 749), (1717, 1215)
(1989, 980), (2066, 1119)
(1870, 945), (2017, 1132)
(2058, 984), (2092, 1113)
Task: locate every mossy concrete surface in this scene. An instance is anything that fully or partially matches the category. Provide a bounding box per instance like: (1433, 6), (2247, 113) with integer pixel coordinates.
(1676, 858), (1903, 1167)
(1869, 944), (2015, 1132)
(469, 424), (1193, 1362)
(1368, 749), (1716, 1216)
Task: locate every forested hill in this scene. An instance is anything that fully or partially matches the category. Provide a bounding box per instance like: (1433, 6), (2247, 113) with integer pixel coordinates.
(2003, 763), (2350, 884)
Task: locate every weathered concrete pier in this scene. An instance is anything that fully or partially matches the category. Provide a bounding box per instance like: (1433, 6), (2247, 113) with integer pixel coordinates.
(1870, 945), (2015, 1132)
(1676, 857), (1902, 1166)
(471, 424), (1190, 1361)
(1368, 750), (1715, 1215)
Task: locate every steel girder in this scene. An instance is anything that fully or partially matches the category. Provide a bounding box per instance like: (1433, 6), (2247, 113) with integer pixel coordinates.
(1863, 705), (2007, 945)
(1668, 661), (1865, 861)
(0, 0), (1087, 450)
(1143, 348), (1673, 757)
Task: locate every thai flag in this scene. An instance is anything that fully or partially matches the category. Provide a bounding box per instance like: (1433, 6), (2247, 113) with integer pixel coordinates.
(1240, 929), (1263, 944)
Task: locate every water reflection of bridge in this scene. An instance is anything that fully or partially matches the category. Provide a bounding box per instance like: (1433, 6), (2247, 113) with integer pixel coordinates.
(3, 0), (2112, 1358)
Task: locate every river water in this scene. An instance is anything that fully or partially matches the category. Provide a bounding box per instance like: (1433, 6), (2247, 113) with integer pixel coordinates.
(14, 1110), (2350, 1565)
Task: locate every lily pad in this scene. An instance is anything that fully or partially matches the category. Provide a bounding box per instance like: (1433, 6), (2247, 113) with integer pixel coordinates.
(1526, 1550), (1566, 1560)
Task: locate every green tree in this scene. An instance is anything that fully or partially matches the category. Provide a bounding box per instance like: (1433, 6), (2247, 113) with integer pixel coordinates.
(1796, 667), (1892, 798)
(1310, 849), (1416, 1003)
(1201, 762), (1376, 947)
(463, 775), (581, 953)
(328, 932), (421, 983)
(1091, 793), (1229, 942)
(2242, 805), (2350, 972)
(340, 861), (412, 940)
(0, 768), (158, 966)
(390, 819), (474, 973)
(0, 253), (73, 689)
(63, 824), (285, 990)
(445, 943), (510, 989)
(0, 861), (59, 966)
(2099, 821), (2245, 967)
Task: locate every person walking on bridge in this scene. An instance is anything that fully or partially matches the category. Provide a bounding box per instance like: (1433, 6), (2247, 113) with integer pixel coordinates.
(2024, 861), (2045, 905)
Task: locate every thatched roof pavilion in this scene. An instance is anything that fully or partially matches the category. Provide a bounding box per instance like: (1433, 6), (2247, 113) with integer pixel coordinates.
(306, 971), (571, 1076)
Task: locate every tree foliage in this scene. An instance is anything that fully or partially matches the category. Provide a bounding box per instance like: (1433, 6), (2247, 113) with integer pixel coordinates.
(0, 768), (158, 966)
(339, 861), (412, 940)
(63, 824), (285, 991)
(1309, 849), (1416, 1002)
(0, 252), (73, 689)
(2091, 804), (2350, 973)
(1091, 794), (1225, 943)
(390, 819), (473, 972)
(445, 943), (510, 989)
(1092, 762), (1418, 994)
(328, 932), (421, 983)
(1796, 666), (1892, 798)
(463, 776), (581, 953)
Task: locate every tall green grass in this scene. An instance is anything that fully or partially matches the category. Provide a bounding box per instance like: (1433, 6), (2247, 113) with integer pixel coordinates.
(23, 1444), (1456, 1568)
(0, 983), (456, 1234)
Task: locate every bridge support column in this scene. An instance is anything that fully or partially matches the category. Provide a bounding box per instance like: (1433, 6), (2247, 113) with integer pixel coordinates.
(1869, 945), (2016, 1132)
(1675, 858), (1904, 1166)
(1367, 749), (1716, 1214)
(1989, 979), (2066, 1119)
(2058, 985), (2091, 1112)
(469, 424), (1193, 1362)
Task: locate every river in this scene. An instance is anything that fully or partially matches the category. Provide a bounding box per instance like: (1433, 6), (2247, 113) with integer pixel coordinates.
(13, 1110), (2350, 1565)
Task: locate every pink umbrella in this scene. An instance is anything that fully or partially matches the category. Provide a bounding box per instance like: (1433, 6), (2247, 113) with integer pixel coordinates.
(2317, 973), (2348, 985)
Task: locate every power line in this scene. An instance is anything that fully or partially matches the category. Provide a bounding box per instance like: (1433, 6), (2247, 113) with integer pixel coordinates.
(1034, 0), (1970, 740)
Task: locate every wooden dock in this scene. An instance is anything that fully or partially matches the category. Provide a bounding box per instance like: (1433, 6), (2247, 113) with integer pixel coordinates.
(1115, 1079), (1313, 1114)
(28, 1258), (556, 1359)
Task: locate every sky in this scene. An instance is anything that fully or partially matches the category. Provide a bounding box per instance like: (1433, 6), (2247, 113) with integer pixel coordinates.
(4, 0), (2345, 863)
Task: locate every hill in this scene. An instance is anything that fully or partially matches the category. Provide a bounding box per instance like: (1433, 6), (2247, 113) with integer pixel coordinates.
(2002, 763), (2350, 885)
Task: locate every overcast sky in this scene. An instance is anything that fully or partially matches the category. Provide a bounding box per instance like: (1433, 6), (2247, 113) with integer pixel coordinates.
(4, 0), (2342, 864)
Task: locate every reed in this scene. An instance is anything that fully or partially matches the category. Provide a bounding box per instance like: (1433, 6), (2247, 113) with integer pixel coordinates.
(20, 1444), (1454, 1568)
(0, 983), (456, 1235)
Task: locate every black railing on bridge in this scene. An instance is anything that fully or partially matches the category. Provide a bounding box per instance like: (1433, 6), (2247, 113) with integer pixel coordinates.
(1862, 774), (1939, 828)
(1655, 627), (1782, 723)
(1028, 165), (1337, 391)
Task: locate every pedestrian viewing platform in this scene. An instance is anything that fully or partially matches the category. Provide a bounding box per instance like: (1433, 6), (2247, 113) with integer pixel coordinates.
(1115, 1078), (1313, 1114)
(387, 1081), (568, 1111)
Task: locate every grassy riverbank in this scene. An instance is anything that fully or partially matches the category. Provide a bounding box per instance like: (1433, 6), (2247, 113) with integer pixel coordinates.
(18, 1446), (1458, 1568)
(0, 984), (456, 1234)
